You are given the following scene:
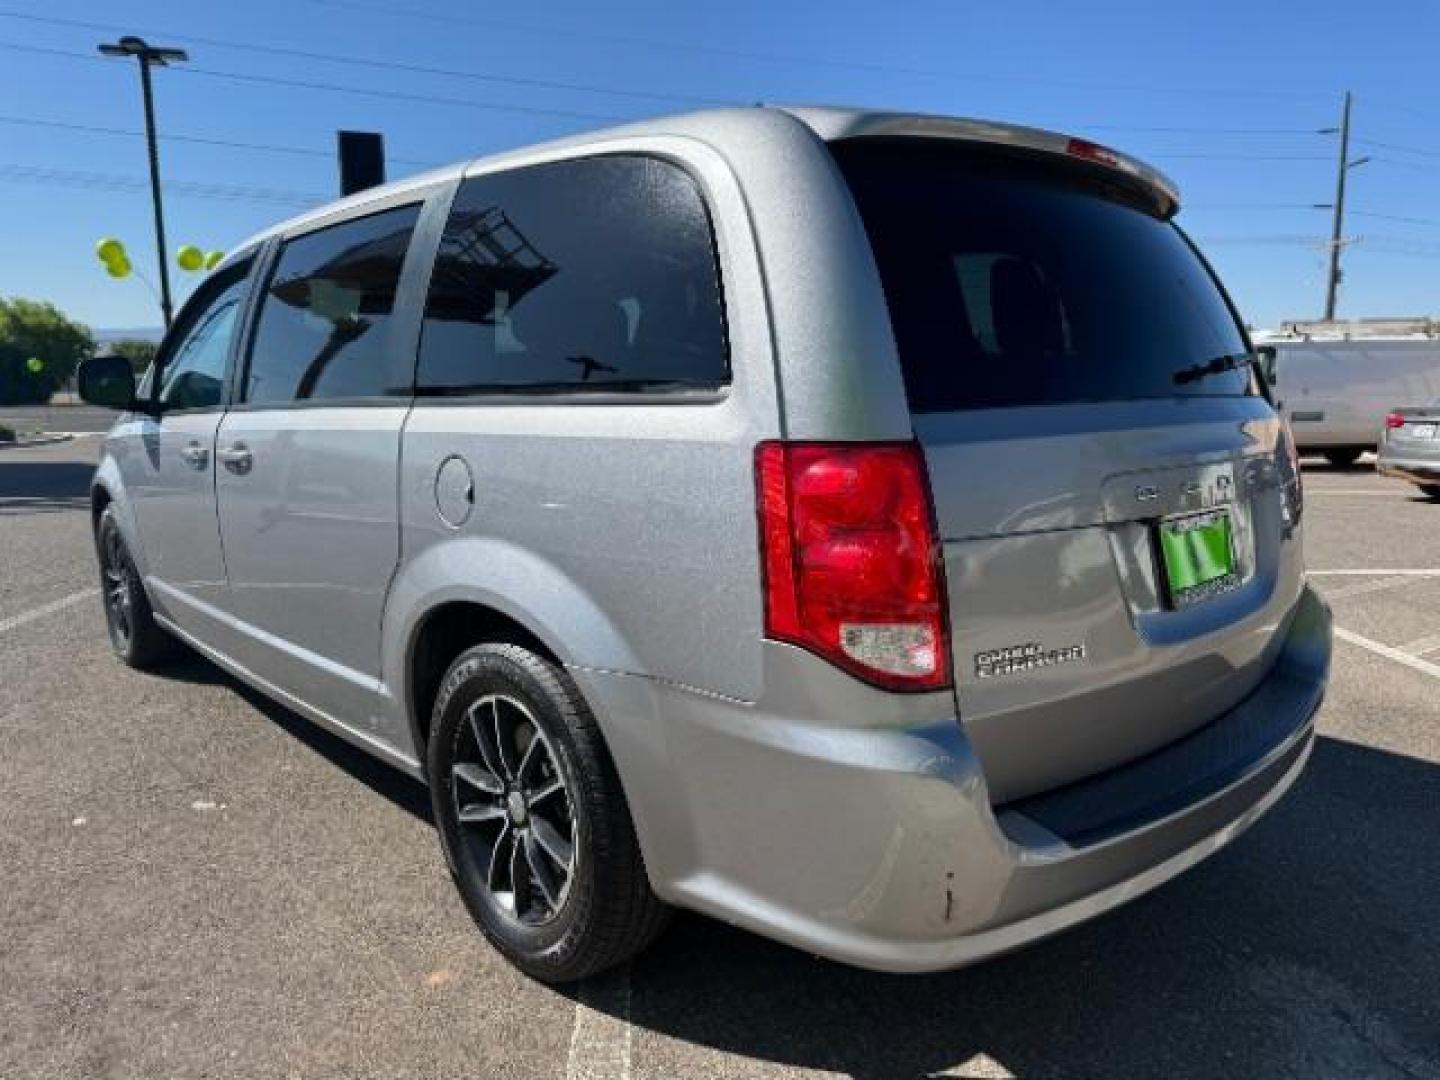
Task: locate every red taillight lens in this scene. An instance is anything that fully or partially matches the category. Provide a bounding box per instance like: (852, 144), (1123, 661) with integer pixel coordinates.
(1385, 412), (1406, 430)
(1279, 421), (1304, 521)
(755, 441), (950, 691)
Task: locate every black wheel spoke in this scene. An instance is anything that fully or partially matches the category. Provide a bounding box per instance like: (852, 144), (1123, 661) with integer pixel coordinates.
(453, 761), (504, 796)
(508, 828), (531, 916)
(530, 814), (574, 872)
(526, 778), (565, 805)
(467, 700), (510, 784)
(457, 801), (506, 825)
(486, 822), (513, 894)
(524, 832), (561, 913)
(515, 733), (542, 786)
(491, 698), (518, 780)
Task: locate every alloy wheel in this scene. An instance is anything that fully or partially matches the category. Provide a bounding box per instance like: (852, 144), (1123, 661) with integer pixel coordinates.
(452, 694), (578, 926)
(101, 527), (134, 648)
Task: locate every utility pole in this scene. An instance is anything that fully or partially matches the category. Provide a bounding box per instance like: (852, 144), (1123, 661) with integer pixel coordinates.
(1320, 91), (1371, 321)
(98, 36), (189, 328)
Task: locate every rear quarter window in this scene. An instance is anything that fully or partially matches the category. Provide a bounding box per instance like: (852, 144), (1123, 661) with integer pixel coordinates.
(417, 155), (728, 395)
(833, 141), (1254, 413)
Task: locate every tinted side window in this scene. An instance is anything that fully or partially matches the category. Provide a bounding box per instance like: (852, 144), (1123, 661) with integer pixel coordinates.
(243, 204), (421, 404)
(156, 258), (253, 411)
(418, 156), (727, 394)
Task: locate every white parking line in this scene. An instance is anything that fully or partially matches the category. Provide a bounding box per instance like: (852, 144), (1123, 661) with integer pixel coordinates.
(1306, 489), (1408, 495)
(1334, 626), (1440, 681)
(1399, 632), (1440, 657)
(566, 967), (632, 1080)
(0, 589), (97, 636)
(1320, 576), (1415, 601)
(1308, 569), (1440, 577)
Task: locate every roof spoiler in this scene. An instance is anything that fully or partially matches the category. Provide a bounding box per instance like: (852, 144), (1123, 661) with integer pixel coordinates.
(783, 108), (1181, 219)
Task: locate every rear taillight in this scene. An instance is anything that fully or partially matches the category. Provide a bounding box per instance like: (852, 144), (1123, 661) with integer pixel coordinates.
(1385, 412), (1406, 430)
(755, 441), (950, 691)
(1279, 422), (1304, 522)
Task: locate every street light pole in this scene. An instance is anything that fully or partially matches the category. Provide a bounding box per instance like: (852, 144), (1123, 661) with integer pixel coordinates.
(98, 36), (189, 329)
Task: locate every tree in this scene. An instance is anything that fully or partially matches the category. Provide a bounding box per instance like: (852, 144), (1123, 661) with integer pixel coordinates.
(0, 298), (94, 405)
(108, 338), (159, 375)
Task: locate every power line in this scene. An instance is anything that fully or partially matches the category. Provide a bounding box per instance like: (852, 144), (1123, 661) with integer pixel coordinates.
(1151, 152), (1331, 161)
(0, 113), (440, 167)
(0, 9), (729, 108)
(302, 0), (1337, 103)
(0, 39), (627, 123)
(1350, 209), (1440, 229)
(1371, 156), (1435, 173)
(2, 38), (1346, 142)
(1194, 234), (1325, 246)
(1352, 136), (1440, 160)
(0, 163), (323, 206)
(1080, 125), (1319, 135)
(1186, 202), (1326, 210)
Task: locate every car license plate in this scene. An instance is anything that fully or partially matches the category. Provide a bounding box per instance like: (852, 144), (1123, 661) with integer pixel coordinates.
(1158, 509), (1239, 609)
(1407, 423), (1437, 439)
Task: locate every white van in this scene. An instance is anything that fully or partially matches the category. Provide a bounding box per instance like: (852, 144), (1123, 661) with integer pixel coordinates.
(1258, 323), (1440, 467)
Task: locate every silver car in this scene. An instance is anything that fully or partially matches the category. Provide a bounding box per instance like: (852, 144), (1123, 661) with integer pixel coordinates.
(78, 106), (1330, 984)
(1378, 406), (1440, 498)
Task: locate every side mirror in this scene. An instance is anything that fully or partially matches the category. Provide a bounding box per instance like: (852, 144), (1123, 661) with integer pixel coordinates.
(1256, 344), (1278, 386)
(77, 355), (142, 412)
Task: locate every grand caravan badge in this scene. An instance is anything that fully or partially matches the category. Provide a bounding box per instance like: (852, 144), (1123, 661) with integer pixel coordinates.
(975, 641), (1086, 680)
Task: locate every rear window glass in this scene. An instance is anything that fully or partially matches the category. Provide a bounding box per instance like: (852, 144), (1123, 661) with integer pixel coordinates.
(833, 141), (1254, 412)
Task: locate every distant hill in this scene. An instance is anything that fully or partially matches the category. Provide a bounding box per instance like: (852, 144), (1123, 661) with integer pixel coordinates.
(95, 326), (164, 345)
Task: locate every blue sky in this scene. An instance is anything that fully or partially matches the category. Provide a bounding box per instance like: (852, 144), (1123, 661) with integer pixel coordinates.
(1, 0), (1436, 331)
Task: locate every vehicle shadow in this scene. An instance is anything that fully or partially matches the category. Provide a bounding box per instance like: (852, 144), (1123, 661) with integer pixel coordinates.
(0, 459), (93, 515)
(158, 651), (433, 824)
(1300, 457), (1373, 474)
(593, 737), (1440, 1079)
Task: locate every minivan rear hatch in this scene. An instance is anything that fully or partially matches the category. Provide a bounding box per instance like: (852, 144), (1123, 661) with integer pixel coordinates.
(834, 138), (1305, 803)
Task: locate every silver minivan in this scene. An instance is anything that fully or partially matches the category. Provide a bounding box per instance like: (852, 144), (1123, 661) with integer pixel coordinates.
(79, 106), (1331, 984)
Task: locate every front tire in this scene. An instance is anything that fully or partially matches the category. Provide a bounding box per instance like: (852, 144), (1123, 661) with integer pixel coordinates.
(428, 643), (669, 983)
(96, 506), (176, 669)
(1323, 448), (1364, 469)
(1418, 484), (1440, 500)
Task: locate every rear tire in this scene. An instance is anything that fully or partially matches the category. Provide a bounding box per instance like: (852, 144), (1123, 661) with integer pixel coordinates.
(1418, 484), (1440, 500)
(428, 642), (669, 983)
(1323, 448), (1363, 469)
(96, 507), (177, 670)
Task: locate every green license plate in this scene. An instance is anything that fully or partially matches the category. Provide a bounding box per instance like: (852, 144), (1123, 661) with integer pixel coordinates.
(1158, 509), (1239, 609)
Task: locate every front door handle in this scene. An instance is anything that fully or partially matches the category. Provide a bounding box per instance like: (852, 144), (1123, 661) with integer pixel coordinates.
(217, 442), (253, 475)
(180, 441), (209, 469)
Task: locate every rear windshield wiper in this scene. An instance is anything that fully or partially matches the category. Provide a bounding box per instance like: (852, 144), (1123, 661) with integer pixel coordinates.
(1171, 350), (1266, 386)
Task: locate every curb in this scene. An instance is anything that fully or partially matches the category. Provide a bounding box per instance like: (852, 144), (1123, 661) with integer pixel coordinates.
(0, 433), (76, 450)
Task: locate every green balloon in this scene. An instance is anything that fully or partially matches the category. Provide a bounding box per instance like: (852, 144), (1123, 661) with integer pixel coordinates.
(26, 356), (44, 374)
(204, 249), (225, 270)
(176, 244), (204, 272)
(96, 237), (125, 262)
(105, 256), (132, 279)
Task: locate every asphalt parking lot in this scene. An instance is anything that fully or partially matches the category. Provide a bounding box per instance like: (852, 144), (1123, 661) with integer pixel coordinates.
(2, 437), (1437, 1080)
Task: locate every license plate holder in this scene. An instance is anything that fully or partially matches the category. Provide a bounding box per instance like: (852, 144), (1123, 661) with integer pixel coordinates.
(1157, 509), (1240, 609)
(1408, 422), (1437, 439)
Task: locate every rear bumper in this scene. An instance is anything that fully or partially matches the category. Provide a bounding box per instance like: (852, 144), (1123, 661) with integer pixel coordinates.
(572, 586), (1330, 973)
(1377, 453), (1440, 484)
